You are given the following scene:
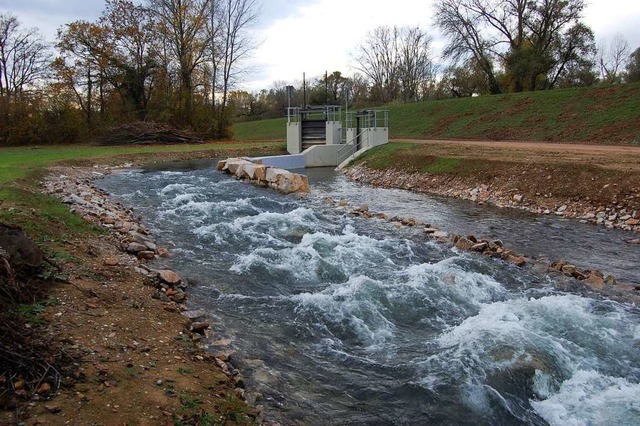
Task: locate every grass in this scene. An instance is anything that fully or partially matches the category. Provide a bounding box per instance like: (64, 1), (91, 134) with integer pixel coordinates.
(0, 141), (284, 185)
(232, 117), (286, 141)
(0, 139), (286, 276)
(354, 143), (465, 174)
(233, 82), (640, 144)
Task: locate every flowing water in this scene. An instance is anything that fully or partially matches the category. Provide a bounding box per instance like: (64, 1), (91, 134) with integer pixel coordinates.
(98, 161), (640, 425)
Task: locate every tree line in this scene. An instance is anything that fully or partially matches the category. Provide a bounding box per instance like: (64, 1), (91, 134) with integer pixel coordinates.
(232, 0), (640, 120)
(0, 0), (259, 146)
(2, 0), (640, 144)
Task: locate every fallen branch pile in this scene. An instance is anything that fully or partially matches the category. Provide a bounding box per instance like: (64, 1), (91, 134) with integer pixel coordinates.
(0, 223), (74, 413)
(94, 121), (203, 146)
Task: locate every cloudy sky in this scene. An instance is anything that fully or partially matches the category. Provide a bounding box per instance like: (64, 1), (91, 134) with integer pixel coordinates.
(2, 0), (639, 91)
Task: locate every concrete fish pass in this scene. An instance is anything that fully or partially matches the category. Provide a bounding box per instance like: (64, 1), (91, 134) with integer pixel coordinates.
(254, 106), (390, 170)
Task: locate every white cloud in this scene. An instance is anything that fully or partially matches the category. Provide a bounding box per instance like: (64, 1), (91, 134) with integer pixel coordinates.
(2, 0), (639, 92)
(242, 0), (640, 91)
(242, 0), (437, 91)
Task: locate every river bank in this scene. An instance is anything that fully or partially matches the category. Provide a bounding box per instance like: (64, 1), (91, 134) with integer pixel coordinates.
(0, 143), (286, 425)
(0, 164), (257, 425)
(345, 141), (640, 234)
(4, 140), (640, 424)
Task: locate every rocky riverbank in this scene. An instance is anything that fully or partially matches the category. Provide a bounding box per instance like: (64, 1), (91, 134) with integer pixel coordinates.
(344, 165), (640, 237)
(11, 165), (259, 424)
(329, 198), (640, 303)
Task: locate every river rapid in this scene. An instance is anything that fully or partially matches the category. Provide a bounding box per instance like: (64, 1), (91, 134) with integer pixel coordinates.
(98, 161), (640, 425)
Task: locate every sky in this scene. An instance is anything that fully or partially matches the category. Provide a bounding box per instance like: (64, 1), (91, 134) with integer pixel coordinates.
(1, 0), (640, 91)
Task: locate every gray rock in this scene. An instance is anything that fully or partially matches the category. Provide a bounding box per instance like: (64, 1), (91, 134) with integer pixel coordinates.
(182, 310), (207, 320)
(126, 242), (148, 254)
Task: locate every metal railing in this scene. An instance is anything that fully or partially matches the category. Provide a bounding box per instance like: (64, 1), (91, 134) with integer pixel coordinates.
(287, 105), (342, 123)
(345, 110), (389, 130)
(336, 130), (368, 166)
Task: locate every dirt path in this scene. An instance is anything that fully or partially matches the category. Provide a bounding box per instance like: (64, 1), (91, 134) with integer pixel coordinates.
(394, 139), (640, 172)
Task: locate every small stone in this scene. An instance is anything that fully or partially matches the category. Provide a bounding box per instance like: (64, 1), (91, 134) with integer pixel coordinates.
(338, 199), (348, 207)
(470, 242), (489, 252)
(561, 264), (577, 276)
(157, 270), (181, 285)
(400, 217), (417, 226)
(455, 237), (474, 251)
(104, 257), (120, 266)
(489, 239), (504, 249)
(126, 242), (148, 254)
(157, 247), (172, 257)
(137, 251), (156, 260)
(36, 383), (51, 395)
(586, 274), (605, 289)
(156, 379), (163, 386)
(605, 275), (617, 285)
(182, 310), (207, 320)
(507, 255), (526, 267)
(556, 205), (568, 214)
(44, 404), (61, 414)
(513, 194), (524, 203)
(191, 321), (211, 333)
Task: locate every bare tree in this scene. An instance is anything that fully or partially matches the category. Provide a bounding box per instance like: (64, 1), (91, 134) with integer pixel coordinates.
(353, 26), (434, 104)
(597, 33), (629, 84)
(214, 0), (260, 136)
(626, 47), (640, 83)
(398, 27), (434, 101)
(0, 13), (50, 98)
(147, 0), (211, 123)
(435, 0), (594, 93)
(353, 26), (400, 104)
(434, 0), (502, 94)
(102, 0), (158, 119)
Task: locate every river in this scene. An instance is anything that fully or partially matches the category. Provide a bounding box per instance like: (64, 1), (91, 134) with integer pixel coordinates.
(98, 160), (640, 425)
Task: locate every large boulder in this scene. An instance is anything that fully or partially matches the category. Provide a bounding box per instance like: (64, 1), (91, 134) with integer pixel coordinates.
(242, 163), (267, 180)
(219, 159), (310, 194)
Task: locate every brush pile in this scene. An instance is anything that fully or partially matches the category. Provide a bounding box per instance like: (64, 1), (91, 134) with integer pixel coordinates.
(94, 121), (203, 145)
(0, 223), (73, 413)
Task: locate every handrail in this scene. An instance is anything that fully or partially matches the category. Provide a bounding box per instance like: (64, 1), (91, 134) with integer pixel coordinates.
(337, 130), (367, 165)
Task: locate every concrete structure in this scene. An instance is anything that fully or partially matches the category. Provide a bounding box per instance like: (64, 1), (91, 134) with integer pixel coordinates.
(265, 107), (390, 169)
(286, 106), (342, 154)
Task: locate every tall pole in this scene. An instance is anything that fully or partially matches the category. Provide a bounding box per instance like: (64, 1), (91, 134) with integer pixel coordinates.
(303, 72), (306, 108)
(325, 70), (328, 105)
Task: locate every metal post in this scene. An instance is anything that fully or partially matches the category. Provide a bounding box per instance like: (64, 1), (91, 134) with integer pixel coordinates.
(286, 85), (293, 110)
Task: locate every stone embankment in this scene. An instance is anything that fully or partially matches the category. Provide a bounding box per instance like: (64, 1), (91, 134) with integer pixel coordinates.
(42, 166), (247, 390)
(344, 166), (640, 238)
(217, 157), (309, 194)
(327, 198), (639, 300)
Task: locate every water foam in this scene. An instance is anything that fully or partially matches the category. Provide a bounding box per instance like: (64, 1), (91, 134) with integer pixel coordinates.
(292, 276), (396, 351)
(531, 369), (640, 426)
(421, 294), (640, 422)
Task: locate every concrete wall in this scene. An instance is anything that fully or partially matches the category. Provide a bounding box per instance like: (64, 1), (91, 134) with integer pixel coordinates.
(326, 121), (342, 145)
(364, 127), (388, 148)
(302, 145), (344, 167)
(287, 122), (301, 154)
(253, 154), (305, 169)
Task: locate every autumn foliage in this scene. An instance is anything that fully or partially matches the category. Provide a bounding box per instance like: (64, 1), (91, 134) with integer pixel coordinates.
(0, 0), (259, 146)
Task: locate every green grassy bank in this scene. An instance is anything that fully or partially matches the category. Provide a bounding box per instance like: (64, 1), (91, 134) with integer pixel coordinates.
(0, 141), (284, 185)
(233, 83), (640, 144)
